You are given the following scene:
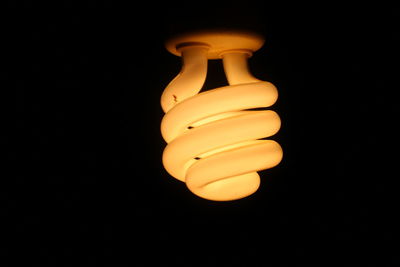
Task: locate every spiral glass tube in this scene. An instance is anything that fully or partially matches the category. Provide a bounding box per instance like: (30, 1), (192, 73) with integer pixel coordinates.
(161, 43), (283, 201)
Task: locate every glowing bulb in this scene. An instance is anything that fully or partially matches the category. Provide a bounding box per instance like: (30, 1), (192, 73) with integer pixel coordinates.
(161, 31), (283, 201)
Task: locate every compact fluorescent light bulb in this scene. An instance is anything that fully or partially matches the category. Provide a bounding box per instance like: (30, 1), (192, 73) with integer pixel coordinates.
(161, 31), (283, 201)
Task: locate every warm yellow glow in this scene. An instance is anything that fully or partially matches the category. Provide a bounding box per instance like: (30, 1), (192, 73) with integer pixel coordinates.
(161, 43), (283, 201)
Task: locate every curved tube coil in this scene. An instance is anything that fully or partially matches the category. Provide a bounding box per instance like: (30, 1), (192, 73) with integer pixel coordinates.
(161, 45), (283, 201)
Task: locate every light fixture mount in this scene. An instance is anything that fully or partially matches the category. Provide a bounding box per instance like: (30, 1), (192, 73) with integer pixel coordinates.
(165, 30), (265, 59)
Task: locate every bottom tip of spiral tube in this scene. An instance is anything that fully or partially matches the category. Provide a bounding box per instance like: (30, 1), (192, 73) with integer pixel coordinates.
(187, 172), (261, 201)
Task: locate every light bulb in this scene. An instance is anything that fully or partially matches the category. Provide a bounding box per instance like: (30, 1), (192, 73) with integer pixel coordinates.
(161, 31), (283, 201)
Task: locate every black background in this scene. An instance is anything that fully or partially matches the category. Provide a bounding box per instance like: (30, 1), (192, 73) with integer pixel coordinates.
(3, 2), (399, 265)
